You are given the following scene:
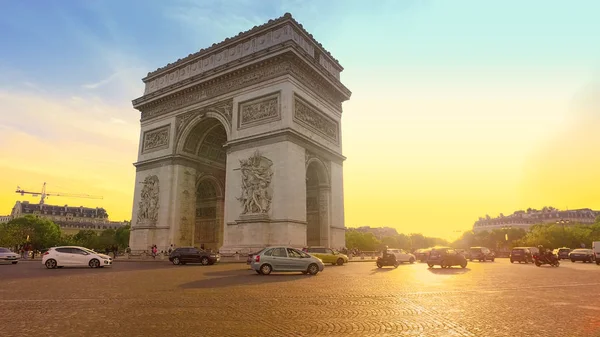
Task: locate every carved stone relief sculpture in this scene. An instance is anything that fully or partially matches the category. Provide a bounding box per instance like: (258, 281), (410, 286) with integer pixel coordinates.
(293, 95), (339, 143)
(137, 175), (160, 226)
(238, 93), (280, 128)
(142, 125), (170, 153)
(236, 150), (274, 215)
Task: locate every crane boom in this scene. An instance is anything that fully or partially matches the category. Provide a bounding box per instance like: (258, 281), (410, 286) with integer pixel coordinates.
(15, 182), (103, 205)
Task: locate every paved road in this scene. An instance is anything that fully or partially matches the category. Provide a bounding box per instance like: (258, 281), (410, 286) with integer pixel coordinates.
(1, 259), (599, 337)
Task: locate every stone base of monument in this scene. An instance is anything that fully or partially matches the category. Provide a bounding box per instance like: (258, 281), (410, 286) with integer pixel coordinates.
(219, 215), (307, 255)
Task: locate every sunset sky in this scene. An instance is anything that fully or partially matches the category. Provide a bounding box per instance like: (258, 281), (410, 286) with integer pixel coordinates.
(1, 1), (599, 240)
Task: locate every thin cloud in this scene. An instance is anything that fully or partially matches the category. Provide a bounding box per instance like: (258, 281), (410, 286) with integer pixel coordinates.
(82, 71), (122, 89)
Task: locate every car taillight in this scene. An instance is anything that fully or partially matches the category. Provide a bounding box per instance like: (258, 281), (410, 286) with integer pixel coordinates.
(43, 251), (49, 256)
(255, 255), (260, 263)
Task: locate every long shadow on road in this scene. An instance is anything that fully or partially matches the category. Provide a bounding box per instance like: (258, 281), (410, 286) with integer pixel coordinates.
(427, 267), (471, 275)
(180, 269), (307, 289)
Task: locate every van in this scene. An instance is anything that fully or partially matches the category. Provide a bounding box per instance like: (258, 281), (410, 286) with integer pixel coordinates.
(593, 241), (600, 265)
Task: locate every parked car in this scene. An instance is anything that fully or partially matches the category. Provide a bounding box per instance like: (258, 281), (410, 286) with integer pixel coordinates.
(0, 247), (19, 264)
(569, 249), (595, 263)
(468, 247), (495, 262)
(510, 247), (533, 263)
(169, 247), (220, 265)
(593, 242), (600, 265)
(42, 246), (112, 269)
(304, 247), (349, 265)
(385, 248), (416, 264)
(555, 247), (572, 260)
(427, 247), (467, 268)
(250, 246), (324, 275)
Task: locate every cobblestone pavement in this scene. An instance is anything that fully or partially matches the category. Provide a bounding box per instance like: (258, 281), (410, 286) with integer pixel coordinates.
(1, 259), (599, 337)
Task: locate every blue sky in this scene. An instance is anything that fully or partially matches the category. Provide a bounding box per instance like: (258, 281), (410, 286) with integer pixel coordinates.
(1, 1), (599, 237)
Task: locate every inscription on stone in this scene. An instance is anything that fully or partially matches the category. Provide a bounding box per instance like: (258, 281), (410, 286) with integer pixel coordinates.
(142, 125), (170, 153)
(293, 95), (339, 143)
(238, 93), (280, 128)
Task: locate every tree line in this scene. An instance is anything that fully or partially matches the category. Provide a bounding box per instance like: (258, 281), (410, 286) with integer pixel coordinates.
(346, 218), (600, 252)
(0, 215), (131, 252)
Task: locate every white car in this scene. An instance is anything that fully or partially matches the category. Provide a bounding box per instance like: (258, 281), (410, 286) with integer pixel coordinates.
(0, 247), (19, 264)
(386, 248), (416, 263)
(42, 246), (112, 269)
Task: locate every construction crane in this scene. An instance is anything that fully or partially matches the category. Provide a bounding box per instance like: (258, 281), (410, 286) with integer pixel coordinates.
(15, 182), (103, 205)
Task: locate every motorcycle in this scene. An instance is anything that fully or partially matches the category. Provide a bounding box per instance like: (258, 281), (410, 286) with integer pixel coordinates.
(533, 253), (560, 267)
(376, 253), (399, 268)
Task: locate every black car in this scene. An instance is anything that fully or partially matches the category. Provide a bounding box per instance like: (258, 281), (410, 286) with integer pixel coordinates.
(569, 249), (595, 263)
(510, 247), (533, 263)
(556, 248), (571, 260)
(169, 247), (220, 265)
(469, 247), (495, 262)
(427, 247), (467, 268)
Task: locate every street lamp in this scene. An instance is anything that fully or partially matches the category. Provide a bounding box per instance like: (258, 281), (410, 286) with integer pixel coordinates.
(556, 219), (570, 247)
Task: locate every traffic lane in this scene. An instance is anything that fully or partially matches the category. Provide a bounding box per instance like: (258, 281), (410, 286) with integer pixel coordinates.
(1, 261), (599, 337)
(0, 259), (177, 281)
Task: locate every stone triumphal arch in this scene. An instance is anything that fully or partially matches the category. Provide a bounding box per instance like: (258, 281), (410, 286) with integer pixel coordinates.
(129, 13), (351, 254)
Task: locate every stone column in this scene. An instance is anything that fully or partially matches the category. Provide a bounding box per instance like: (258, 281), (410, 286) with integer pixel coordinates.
(318, 187), (331, 247)
(168, 165), (197, 247)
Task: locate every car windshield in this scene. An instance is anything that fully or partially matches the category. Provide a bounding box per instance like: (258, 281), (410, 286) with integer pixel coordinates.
(572, 249), (590, 253)
(558, 249), (570, 252)
(80, 247), (97, 254)
(512, 249), (524, 252)
(0, 248), (10, 253)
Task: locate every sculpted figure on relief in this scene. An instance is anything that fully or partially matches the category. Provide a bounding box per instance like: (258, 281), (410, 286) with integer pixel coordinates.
(236, 150), (274, 214)
(137, 175), (160, 225)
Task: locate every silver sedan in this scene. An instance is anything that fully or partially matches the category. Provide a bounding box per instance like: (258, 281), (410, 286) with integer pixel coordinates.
(250, 246), (325, 275)
(0, 247), (20, 265)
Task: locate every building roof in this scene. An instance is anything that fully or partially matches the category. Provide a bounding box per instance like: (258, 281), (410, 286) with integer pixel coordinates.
(18, 201), (109, 218)
(143, 12), (342, 81)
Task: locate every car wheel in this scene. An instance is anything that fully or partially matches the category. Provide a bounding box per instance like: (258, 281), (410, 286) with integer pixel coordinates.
(307, 263), (319, 275)
(89, 259), (100, 268)
(45, 259), (57, 269)
(336, 258), (344, 266)
(172, 257), (180, 265)
(440, 260), (447, 268)
(377, 262), (383, 268)
(590, 257), (595, 263)
(394, 262), (399, 268)
(491, 258), (495, 262)
(571, 259), (575, 263)
(409, 257), (415, 264)
(260, 264), (272, 275)
(461, 262), (467, 269)
(596, 260), (600, 265)
(510, 259), (514, 263)
(11, 261), (18, 264)
(200, 257), (210, 265)
(427, 263), (434, 268)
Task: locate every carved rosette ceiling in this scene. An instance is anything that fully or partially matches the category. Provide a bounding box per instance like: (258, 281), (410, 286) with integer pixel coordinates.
(142, 125), (170, 153)
(137, 55), (344, 121)
(137, 175), (159, 226)
(236, 150), (274, 215)
(238, 92), (280, 128)
(294, 95), (339, 144)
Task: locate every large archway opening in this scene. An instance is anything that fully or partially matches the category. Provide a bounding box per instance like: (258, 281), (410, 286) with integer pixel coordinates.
(306, 159), (330, 247)
(182, 117), (227, 252)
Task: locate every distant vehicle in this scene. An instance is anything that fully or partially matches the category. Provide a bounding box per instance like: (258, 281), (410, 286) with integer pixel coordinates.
(376, 253), (399, 268)
(250, 246), (324, 275)
(469, 247), (495, 262)
(42, 246), (112, 269)
(414, 248), (432, 262)
(555, 247), (571, 260)
(169, 247), (220, 265)
(593, 242), (600, 265)
(568, 249), (595, 263)
(533, 252), (560, 267)
(304, 247), (349, 266)
(385, 248), (416, 264)
(427, 247), (467, 269)
(527, 247), (540, 256)
(510, 247), (533, 264)
(0, 247), (19, 265)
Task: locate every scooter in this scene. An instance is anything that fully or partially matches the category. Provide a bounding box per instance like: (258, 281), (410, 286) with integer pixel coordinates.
(533, 253), (560, 267)
(376, 254), (399, 268)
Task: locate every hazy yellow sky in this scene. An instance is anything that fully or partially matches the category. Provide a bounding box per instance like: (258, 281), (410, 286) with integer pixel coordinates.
(1, 1), (599, 240)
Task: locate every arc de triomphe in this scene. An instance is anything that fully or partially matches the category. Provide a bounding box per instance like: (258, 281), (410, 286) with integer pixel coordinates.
(128, 13), (351, 254)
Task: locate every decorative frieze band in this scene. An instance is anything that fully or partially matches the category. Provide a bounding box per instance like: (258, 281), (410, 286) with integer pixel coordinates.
(293, 95), (339, 143)
(238, 92), (281, 129)
(141, 125), (171, 153)
(137, 54), (346, 122)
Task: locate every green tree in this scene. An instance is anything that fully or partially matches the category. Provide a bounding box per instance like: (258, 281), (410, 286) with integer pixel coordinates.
(115, 225), (131, 249)
(73, 230), (99, 249)
(345, 230), (381, 251)
(0, 216), (61, 250)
